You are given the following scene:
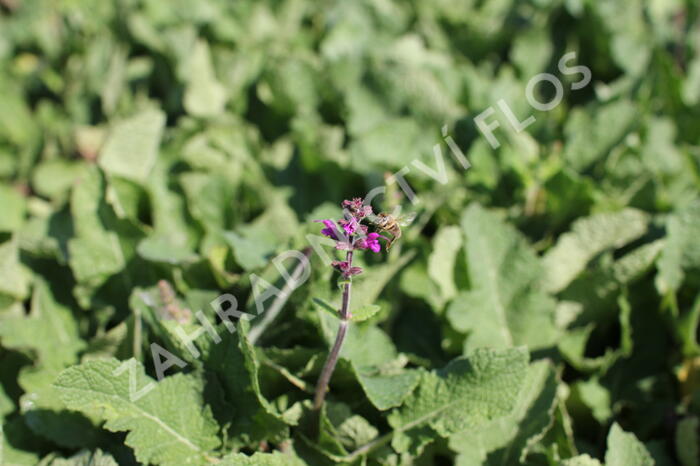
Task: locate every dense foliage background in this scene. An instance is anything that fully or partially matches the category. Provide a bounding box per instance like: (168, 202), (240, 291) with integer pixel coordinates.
(1, 0), (699, 464)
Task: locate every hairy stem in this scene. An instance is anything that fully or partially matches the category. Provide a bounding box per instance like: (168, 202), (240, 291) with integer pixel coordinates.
(314, 250), (353, 409)
(313, 320), (348, 409)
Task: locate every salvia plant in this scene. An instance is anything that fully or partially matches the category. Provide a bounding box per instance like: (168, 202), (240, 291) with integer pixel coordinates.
(313, 197), (386, 409)
(2, 0), (700, 465)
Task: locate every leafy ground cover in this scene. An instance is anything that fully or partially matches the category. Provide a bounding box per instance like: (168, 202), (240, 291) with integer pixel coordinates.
(1, 0), (700, 465)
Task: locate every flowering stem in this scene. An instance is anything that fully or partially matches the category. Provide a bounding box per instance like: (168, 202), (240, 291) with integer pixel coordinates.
(339, 250), (353, 320)
(313, 321), (348, 409)
(314, 250), (353, 409)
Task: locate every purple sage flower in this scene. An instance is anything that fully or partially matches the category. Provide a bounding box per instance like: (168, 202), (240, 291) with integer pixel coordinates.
(342, 197), (373, 219)
(355, 232), (383, 253)
(314, 197), (386, 276)
(339, 217), (360, 235)
(316, 219), (340, 240)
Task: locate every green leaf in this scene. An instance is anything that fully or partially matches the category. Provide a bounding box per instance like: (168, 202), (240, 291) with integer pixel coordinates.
(677, 295), (700, 357)
(675, 417), (699, 466)
(67, 230), (126, 292)
(0, 80), (38, 148)
(510, 28), (552, 77)
(656, 200), (700, 293)
(53, 359), (220, 466)
(183, 40), (227, 117)
(563, 100), (637, 171)
(180, 173), (235, 233)
(147, 159), (199, 250)
(224, 228), (276, 271)
(105, 176), (148, 222)
(612, 240), (664, 284)
(641, 117), (683, 175)
(66, 167), (131, 305)
(0, 280), (84, 369)
(428, 225), (462, 302)
(315, 402), (380, 457)
(543, 209), (649, 293)
(594, 1), (650, 75)
(0, 185), (26, 232)
(605, 423), (654, 466)
(352, 251), (415, 313)
(261, 57), (320, 114)
(312, 297), (339, 319)
(98, 109), (166, 183)
(1, 418), (41, 466)
(7, 282), (100, 449)
(447, 204), (558, 351)
(20, 371), (102, 449)
(387, 347), (529, 453)
(400, 261), (443, 310)
(683, 56), (700, 106)
(42, 448), (119, 466)
(136, 235), (199, 265)
(561, 455), (603, 466)
(573, 377), (612, 424)
(0, 239), (30, 300)
(350, 304), (381, 322)
(449, 360), (559, 465)
(203, 322), (289, 448)
(353, 362), (422, 411)
(349, 118), (434, 172)
(31, 159), (86, 201)
(318, 309), (398, 368)
(220, 451), (305, 465)
(556, 291), (634, 373)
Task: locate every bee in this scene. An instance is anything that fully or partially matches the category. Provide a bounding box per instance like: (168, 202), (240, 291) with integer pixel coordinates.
(373, 211), (416, 250)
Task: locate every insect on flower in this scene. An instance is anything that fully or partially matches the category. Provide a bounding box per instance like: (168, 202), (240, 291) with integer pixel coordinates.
(315, 197), (390, 258)
(373, 211), (416, 250)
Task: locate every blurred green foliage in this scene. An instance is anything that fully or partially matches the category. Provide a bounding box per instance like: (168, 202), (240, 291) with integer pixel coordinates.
(1, 0), (700, 464)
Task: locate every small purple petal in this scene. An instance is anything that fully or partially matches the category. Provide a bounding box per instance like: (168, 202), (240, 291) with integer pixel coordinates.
(315, 219), (339, 240)
(339, 217), (360, 235)
(355, 232), (383, 252)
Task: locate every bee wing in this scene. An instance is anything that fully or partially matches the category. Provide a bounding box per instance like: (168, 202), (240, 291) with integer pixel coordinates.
(396, 212), (417, 226)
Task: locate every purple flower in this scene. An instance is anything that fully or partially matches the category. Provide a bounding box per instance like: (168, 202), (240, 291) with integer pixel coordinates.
(316, 219), (339, 240)
(315, 197), (387, 278)
(342, 198), (373, 219)
(356, 232), (384, 253)
(338, 217), (359, 235)
(342, 198), (363, 210)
